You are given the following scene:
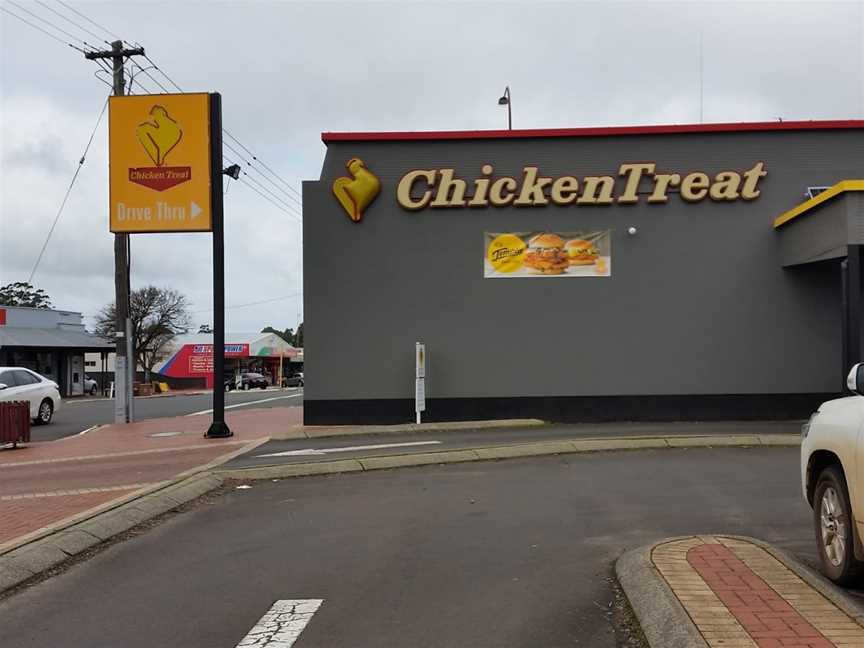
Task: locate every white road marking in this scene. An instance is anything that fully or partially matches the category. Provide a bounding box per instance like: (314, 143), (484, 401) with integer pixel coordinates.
(256, 440), (442, 458)
(185, 393), (303, 417)
(235, 599), (323, 647)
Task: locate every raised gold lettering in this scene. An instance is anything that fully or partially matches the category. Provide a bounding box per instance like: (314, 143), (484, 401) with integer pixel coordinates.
(577, 176), (615, 205)
(396, 170), (436, 210)
(468, 164), (494, 207)
(740, 162), (767, 200)
(431, 168), (467, 207)
(514, 166), (551, 206)
(617, 163), (656, 204)
(647, 173), (681, 203)
(680, 172), (710, 202)
(550, 176), (579, 205)
(710, 171), (741, 201)
(489, 177), (517, 206)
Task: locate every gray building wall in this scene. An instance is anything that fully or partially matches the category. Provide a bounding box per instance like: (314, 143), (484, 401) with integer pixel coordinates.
(304, 128), (863, 422)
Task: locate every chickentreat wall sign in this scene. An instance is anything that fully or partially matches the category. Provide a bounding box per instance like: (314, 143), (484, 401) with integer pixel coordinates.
(331, 159), (767, 222)
(396, 162), (767, 210)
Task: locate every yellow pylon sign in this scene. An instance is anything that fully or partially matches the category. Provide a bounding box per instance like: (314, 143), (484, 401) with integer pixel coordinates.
(109, 93), (212, 233)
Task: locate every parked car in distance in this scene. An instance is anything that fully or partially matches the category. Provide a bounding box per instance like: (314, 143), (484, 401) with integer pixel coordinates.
(283, 372), (304, 388)
(0, 366), (62, 424)
(225, 372), (270, 391)
(84, 374), (99, 396)
(801, 362), (864, 586)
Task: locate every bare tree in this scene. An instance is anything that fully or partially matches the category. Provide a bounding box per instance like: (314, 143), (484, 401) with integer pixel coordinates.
(95, 286), (192, 382)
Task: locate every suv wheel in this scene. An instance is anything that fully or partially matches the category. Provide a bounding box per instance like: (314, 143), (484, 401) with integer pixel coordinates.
(814, 465), (864, 585)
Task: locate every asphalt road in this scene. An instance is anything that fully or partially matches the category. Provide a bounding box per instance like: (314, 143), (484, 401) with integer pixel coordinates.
(2, 447), (853, 648)
(38, 388), (303, 441)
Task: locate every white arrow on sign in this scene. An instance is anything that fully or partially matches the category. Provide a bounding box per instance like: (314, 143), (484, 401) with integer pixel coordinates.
(191, 201), (203, 219)
(256, 440), (441, 458)
(235, 599), (323, 647)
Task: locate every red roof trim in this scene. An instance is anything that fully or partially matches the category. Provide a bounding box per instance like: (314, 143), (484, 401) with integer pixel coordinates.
(322, 120), (864, 143)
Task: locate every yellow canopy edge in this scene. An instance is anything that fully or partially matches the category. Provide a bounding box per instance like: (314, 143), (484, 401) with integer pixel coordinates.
(773, 180), (864, 228)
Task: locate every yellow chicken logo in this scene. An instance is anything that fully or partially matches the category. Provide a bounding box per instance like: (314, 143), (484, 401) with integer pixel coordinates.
(332, 158), (381, 223)
(136, 105), (182, 167)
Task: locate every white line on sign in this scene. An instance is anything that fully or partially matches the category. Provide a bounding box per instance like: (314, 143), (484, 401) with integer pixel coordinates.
(256, 440), (442, 458)
(235, 599), (323, 647)
(185, 393), (303, 417)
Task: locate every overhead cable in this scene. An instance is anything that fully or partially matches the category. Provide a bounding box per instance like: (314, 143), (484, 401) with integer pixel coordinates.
(29, 96), (110, 283)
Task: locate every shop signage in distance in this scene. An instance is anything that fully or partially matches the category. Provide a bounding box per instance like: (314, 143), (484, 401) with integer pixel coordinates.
(109, 93), (212, 233)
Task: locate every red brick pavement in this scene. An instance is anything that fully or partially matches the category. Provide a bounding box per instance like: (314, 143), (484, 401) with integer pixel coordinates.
(0, 406), (300, 550)
(687, 544), (834, 648)
(0, 489), (139, 545)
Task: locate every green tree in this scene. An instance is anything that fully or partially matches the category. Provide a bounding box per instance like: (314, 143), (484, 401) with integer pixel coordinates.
(294, 322), (304, 348)
(95, 286), (192, 382)
(0, 282), (53, 309)
(261, 326), (295, 345)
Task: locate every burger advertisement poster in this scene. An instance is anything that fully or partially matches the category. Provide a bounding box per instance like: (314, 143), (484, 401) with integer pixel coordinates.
(485, 231), (611, 278)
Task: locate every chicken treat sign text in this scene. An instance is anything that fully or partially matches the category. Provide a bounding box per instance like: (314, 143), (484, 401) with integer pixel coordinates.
(108, 93), (213, 233)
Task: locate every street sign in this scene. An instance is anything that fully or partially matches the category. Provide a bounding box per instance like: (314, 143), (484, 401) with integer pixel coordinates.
(108, 93), (212, 233)
(415, 342), (426, 423)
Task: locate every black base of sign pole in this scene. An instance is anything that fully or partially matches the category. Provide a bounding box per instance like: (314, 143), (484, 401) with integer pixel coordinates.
(206, 420), (233, 438)
(205, 92), (233, 439)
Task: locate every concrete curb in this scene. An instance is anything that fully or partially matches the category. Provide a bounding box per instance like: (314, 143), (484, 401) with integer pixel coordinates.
(615, 534), (864, 648)
(616, 544), (708, 648)
(271, 418), (547, 440)
(219, 433), (801, 481)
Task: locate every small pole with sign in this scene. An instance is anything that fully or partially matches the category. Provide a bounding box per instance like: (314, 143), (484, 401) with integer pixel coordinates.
(415, 342), (425, 425)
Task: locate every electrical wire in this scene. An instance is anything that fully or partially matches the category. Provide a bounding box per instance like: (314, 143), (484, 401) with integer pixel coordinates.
(29, 96), (110, 283)
(222, 130), (302, 200)
(223, 140), (302, 207)
(55, 0), (121, 41)
(6, 0), (95, 48)
(33, 0), (109, 44)
(129, 60), (169, 93)
(192, 292), (302, 314)
(0, 4), (88, 52)
(239, 171), (302, 218)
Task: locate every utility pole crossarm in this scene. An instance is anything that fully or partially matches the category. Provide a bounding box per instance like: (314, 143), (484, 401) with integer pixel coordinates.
(84, 46), (144, 60)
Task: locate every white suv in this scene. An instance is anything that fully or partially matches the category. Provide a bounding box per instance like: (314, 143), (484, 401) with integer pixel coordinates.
(801, 362), (864, 585)
(0, 367), (62, 424)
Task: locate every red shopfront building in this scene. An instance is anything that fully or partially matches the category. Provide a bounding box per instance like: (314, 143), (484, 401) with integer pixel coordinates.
(155, 333), (299, 388)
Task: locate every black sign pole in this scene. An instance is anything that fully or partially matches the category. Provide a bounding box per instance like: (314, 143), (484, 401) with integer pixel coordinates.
(206, 92), (232, 438)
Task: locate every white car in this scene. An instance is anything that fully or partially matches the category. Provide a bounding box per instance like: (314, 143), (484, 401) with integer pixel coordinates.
(801, 362), (864, 585)
(0, 366), (62, 425)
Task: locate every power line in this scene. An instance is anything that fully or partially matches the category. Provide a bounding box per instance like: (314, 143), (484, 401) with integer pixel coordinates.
(55, 0), (121, 41)
(0, 4), (88, 52)
(192, 292), (302, 314)
(6, 0), (96, 48)
(239, 171), (302, 218)
(223, 140), (302, 207)
(33, 0), (109, 44)
(128, 60), (169, 93)
(29, 96), (110, 283)
(222, 130), (302, 199)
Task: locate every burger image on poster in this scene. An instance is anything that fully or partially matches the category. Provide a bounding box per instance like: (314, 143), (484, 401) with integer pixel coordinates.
(565, 238), (599, 266)
(523, 233), (570, 275)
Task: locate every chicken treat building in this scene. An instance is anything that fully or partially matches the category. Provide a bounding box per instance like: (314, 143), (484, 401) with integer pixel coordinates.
(303, 120), (864, 425)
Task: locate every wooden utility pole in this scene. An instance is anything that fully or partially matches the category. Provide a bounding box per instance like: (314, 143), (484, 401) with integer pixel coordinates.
(85, 40), (144, 423)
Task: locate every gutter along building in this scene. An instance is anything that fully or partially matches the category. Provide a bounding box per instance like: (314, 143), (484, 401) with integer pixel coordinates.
(303, 120), (864, 425)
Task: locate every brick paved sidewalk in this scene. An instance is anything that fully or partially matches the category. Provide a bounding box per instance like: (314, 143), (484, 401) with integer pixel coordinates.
(653, 535), (864, 647)
(0, 406), (301, 551)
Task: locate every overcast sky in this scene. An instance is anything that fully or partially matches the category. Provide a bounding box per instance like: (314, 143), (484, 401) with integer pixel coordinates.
(1, 0), (862, 335)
